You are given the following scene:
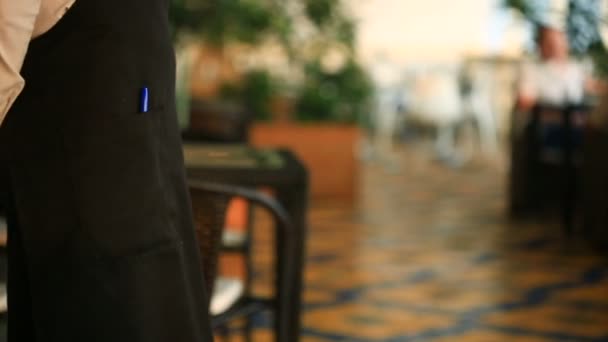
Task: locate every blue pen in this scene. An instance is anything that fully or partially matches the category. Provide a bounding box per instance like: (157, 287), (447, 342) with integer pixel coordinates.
(139, 87), (149, 113)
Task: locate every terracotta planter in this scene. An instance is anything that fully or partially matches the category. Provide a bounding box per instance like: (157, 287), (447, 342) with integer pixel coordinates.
(251, 123), (361, 202)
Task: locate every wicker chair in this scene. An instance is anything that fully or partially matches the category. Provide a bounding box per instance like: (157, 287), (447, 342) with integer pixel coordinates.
(509, 103), (590, 233)
(188, 180), (295, 340)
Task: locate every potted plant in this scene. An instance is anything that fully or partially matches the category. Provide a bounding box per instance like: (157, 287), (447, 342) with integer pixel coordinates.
(170, 0), (374, 201)
(169, 0), (286, 138)
(251, 58), (373, 201)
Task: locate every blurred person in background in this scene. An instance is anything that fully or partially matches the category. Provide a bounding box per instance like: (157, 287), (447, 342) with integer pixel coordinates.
(517, 25), (591, 112)
(514, 4), (601, 160)
(0, 1), (213, 341)
(516, 0), (599, 115)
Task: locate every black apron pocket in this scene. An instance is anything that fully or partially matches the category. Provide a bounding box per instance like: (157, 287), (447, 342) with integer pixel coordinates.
(61, 109), (177, 259)
(32, 239), (206, 342)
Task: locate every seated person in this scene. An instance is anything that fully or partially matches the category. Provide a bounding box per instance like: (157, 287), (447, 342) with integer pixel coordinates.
(516, 23), (597, 160)
(518, 26), (588, 111)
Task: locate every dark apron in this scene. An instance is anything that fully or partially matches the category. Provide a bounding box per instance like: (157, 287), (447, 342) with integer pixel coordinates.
(0, 0), (213, 341)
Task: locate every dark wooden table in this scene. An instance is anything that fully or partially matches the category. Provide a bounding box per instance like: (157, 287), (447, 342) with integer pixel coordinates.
(183, 143), (309, 342)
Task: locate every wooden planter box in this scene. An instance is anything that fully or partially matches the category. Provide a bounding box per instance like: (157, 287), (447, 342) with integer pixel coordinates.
(251, 123), (361, 202)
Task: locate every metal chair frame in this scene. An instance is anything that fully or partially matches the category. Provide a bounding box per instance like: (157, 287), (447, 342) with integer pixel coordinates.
(188, 180), (296, 341)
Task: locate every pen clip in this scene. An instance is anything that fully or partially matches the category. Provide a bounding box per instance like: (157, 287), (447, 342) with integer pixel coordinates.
(139, 87), (149, 113)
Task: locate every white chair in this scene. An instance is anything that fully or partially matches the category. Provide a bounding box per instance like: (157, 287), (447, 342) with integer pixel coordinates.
(407, 67), (467, 166)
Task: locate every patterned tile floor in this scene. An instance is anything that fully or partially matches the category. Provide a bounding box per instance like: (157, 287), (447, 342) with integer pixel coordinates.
(229, 148), (608, 341)
(1, 148), (607, 341)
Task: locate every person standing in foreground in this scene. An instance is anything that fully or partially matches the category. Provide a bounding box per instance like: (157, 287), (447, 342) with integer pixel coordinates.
(0, 0), (214, 341)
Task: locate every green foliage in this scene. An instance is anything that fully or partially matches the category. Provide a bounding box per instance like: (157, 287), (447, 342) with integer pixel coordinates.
(587, 41), (608, 77)
(170, 0), (353, 49)
(170, 0), (281, 45)
(304, 0), (339, 27)
(220, 70), (276, 121)
(335, 18), (356, 49)
(295, 61), (374, 123)
(171, 0), (374, 123)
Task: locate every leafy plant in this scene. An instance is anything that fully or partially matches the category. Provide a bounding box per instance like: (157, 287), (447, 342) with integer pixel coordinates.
(170, 0), (284, 45)
(305, 0), (338, 27)
(170, 0), (373, 123)
(221, 70), (276, 121)
(295, 60), (373, 123)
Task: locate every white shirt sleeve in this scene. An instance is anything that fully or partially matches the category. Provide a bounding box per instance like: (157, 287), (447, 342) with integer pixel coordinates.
(517, 61), (538, 102)
(0, 0), (42, 124)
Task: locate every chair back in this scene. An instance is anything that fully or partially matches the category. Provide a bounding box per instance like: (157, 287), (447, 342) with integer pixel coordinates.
(189, 187), (230, 296)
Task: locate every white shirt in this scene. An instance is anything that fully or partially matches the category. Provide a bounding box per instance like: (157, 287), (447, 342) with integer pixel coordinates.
(519, 59), (588, 106)
(0, 0), (75, 124)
